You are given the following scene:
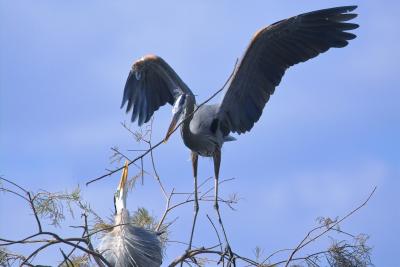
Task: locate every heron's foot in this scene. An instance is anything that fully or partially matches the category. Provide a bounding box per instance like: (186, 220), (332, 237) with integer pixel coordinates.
(184, 247), (198, 264)
(225, 245), (236, 266)
(186, 243), (192, 254)
(217, 245), (235, 266)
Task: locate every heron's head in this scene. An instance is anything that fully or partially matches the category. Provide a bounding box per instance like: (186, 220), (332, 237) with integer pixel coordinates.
(164, 94), (187, 142)
(114, 161), (129, 214)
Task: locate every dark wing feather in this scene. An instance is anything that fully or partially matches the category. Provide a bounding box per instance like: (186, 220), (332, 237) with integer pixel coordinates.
(121, 54), (194, 125)
(217, 6), (359, 135)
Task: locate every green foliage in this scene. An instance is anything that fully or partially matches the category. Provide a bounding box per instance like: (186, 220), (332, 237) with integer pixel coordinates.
(326, 235), (372, 267)
(0, 248), (6, 267)
(33, 186), (82, 226)
(131, 207), (156, 229)
(0, 248), (25, 267)
(59, 254), (89, 267)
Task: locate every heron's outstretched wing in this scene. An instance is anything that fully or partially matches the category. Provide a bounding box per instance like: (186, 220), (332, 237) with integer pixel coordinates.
(121, 54), (194, 125)
(217, 6), (358, 135)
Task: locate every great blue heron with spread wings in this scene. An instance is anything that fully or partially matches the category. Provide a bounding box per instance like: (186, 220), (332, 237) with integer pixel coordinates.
(97, 162), (162, 267)
(121, 6), (359, 252)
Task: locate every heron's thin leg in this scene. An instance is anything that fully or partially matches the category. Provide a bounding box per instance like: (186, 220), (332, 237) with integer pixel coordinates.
(213, 148), (234, 263)
(188, 151), (199, 251)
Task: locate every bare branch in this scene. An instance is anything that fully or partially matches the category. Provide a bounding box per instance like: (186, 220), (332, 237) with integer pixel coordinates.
(283, 186), (377, 267)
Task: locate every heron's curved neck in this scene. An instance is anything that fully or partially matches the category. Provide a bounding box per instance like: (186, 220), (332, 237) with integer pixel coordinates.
(115, 209), (129, 225)
(181, 99), (196, 140)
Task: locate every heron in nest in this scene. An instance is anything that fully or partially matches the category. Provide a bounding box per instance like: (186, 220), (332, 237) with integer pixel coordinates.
(97, 162), (162, 267)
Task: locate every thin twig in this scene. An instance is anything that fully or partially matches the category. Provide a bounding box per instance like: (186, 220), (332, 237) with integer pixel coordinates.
(27, 192), (42, 233)
(283, 186), (377, 267)
(0, 177), (28, 193)
(206, 214), (223, 253)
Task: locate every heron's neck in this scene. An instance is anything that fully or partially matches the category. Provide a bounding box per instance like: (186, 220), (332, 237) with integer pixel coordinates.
(181, 101), (195, 140)
(115, 190), (127, 214)
(115, 208), (129, 225)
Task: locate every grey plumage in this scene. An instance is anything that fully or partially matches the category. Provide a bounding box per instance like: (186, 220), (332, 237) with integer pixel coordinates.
(97, 210), (162, 267)
(97, 163), (162, 267)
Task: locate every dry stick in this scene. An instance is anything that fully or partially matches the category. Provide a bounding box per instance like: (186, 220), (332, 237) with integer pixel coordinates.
(86, 58), (238, 186)
(169, 245), (252, 267)
(0, 252), (29, 267)
(283, 186), (377, 267)
(0, 187), (29, 202)
(0, 233), (43, 245)
(82, 213), (106, 267)
(19, 232), (110, 267)
(1, 196), (109, 267)
(272, 248), (347, 266)
(0, 177), (30, 202)
(206, 214), (223, 254)
(27, 192), (42, 233)
(0, 177), (28, 193)
(110, 146), (161, 188)
(186, 177), (213, 201)
(166, 240), (197, 247)
(155, 178), (237, 234)
(149, 142), (168, 199)
(156, 188), (175, 232)
(110, 147), (130, 162)
(58, 238), (83, 267)
(200, 178), (235, 199)
(59, 248), (74, 267)
(147, 117), (169, 199)
(86, 138), (163, 186)
(262, 248), (294, 263)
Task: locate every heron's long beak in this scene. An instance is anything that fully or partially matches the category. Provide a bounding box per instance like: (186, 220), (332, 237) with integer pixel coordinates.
(115, 161), (129, 213)
(118, 161), (129, 194)
(164, 113), (180, 143)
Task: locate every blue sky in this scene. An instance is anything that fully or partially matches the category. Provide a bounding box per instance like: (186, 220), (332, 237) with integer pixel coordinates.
(1, 0), (399, 266)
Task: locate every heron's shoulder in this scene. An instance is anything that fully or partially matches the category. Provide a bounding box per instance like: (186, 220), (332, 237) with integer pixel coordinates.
(195, 104), (219, 115)
(192, 104), (219, 124)
(190, 104), (220, 134)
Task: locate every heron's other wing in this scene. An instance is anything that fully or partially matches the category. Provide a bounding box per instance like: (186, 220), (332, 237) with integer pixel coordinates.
(121, 54), (194, 125)
(217, 6), (358, 135)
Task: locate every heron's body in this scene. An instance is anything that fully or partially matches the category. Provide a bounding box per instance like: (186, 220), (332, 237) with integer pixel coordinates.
(98, 209), (162, 267)
(120, 5), (359, 253)
(183, 104), (231, 157)
(97, 163), (162, 267)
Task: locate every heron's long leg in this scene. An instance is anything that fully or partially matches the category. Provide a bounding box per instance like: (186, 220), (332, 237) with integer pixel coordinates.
(188, 151), (199, 251)
(213, 149), (233, 255)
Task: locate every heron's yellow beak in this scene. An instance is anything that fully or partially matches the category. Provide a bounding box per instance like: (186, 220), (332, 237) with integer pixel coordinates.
(164, 114), (179, 143)
(118, 161), (129, 192)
